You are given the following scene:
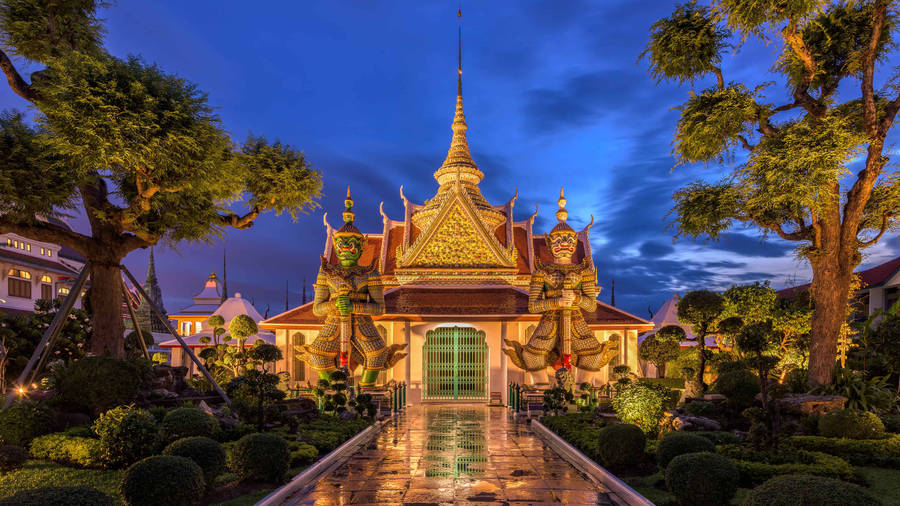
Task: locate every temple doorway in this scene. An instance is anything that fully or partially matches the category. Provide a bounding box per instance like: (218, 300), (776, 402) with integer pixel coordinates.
(423, 326), (489, 401)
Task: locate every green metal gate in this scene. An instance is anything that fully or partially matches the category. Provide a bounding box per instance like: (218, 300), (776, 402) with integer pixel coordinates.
(424, 327), (489, 401)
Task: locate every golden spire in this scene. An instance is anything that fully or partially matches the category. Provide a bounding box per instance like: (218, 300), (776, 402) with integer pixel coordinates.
(434, 7), (483, 186)
(335, 186), (363, 238)
(551, 187), (576, 235)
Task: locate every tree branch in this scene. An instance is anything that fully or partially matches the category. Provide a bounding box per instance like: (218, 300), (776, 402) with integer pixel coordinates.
(760, 221), (810, 242)
(713, 67), (724, 90)
(220, 207), (260, 230)
(859, 213), (892, 247)
(863, 0), (889, 137)
(737, 134), (755, 151)
(0, 218), (92, 254)
(781, 20), (826, 118)
(0, 48), (37, 102)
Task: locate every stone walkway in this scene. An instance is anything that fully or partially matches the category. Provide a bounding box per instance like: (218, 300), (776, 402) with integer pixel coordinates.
(289, 404), (618, 505)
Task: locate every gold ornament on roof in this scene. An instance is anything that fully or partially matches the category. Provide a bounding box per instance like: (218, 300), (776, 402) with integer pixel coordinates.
(551, 187), (577, 236)
(334, 187), (363, 239)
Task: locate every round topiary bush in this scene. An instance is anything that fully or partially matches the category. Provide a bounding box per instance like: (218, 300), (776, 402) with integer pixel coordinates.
(656, 432), (716, 469)
(743, 474), (881, 505)
(711, 369), (760, 409)
(818, 409), (885, 440)
(0, 486), (114, 505)
(120, 455), (205, 506)
(595, 423), (646, 471)
(161, 407), (219, 441)
(54, 356), (146, 416)
(163, 436), (226, 484)
(92, 405), (160, 468)
(289, 442), (319, 467)
(229, 432), (289, 483)
(0, 445), (27, 471)
(610, 382), (673, 435)
(0, 402), (53, 446)
(666, 452), (738, 506)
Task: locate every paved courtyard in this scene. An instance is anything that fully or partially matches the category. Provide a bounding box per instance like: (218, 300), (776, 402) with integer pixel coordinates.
(290, 404), (618, 505)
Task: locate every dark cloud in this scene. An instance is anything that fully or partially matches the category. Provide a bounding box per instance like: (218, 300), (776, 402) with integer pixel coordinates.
(697, 233), (795, 258)
(639, 241), (675, 259)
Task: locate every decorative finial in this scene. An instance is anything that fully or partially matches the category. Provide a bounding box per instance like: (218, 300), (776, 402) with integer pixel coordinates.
(342, 186), (355, 225)
(555, 187), (569, 223)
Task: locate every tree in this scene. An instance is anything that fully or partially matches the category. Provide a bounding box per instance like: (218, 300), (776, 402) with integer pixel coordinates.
(671, 289), (727, 391)
(644, 1), (900, 386)
(0, 1), (321, 358)
(638, 333), (681, 377)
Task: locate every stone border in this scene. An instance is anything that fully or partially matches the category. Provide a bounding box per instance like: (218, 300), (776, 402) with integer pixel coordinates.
(256, 418), (387, 506)
(531, 419), (654, 506)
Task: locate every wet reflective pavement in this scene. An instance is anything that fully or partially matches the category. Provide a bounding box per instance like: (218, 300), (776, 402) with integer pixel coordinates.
(290, 405), (618, 505)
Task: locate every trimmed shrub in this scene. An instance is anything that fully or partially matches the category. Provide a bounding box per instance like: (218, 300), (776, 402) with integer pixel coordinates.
(219, 422), (255, 442)
(53, 356), (145, 415)
(229, 432), (290, 483)
(665, 452), (738, 506)
(611, 382), (674, 435)
(818, 409), (885, 440)
(0, 486), (114, 506)
(718, 445), (854, 486)
(63, 425), (94, 438)
(711, 369), (759, 409)
(161, 407), (219, 441)
(30, 433), (103, 467)
(744, 474), (882, 506)
(595, 423), (646, 471)
(289, 442), (319, 467)
(693, 431), (740, 445)
(788, 434), (900, 468)
(683, 400), (721, 419)
(0, 445), (27, 471)
(656, 432), (715, 469)
(542, 413), (606, 463)
(92, 405), (159, 468)
(0, 402), (53, 446)
(120, 455), (205, 506)
(163, 436), (226, 484)
(881, 413), (900, 434)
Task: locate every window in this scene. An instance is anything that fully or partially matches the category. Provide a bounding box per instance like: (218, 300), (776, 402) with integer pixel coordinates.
(57, 287), (70, 300)
(291, 332), (306, 382)
(39, 248), (51, 257)
(24, 243), (30, 252)
(7, 269), (30, 280)
(8, 278), (31, 299)
(40, 275), (52, 283)
(181, 322), (192, 335)
(41, 284), (52, 301)
(195, 321), (202, 333)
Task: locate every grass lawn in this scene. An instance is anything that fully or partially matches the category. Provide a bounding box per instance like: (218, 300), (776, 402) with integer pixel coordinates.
(857, 466), (900, 505)
(0, 460), (124, 503)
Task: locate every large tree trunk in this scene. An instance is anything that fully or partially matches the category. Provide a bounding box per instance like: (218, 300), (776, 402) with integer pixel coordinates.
(807, 248), (856, 387)
(87, 261), (125, 359)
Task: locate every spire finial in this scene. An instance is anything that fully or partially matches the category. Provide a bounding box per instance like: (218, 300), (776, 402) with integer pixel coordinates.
(458, 6), (462, 97)
(556, 187), (569, 223)
(342, 186), (355, 225)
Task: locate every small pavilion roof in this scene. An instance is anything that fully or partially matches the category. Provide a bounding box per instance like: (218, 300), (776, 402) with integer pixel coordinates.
(641, 294), (716, 348)
(161, 292), (272, 348)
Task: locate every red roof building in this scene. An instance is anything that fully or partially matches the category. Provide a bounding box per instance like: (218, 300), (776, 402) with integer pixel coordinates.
(260, 67), (652, 404)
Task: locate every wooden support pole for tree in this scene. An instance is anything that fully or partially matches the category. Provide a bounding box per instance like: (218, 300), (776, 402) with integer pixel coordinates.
(121, 281), (150, 360)
(2, 263), (91, 409)
(121, 265), (231, 407)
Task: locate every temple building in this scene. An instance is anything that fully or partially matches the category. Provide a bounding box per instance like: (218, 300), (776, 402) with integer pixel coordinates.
(170, 272), (226, 337)
(261, 60), (653, 404)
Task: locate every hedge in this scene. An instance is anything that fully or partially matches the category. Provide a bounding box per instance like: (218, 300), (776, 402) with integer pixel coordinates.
(0, 486), (114, 506)
(719, 446), (854, 486)
(744, 474), (881, 506)
(787, 434), (900, 468)
(30, 433), (103, 468)
(542, 413), (606, 463)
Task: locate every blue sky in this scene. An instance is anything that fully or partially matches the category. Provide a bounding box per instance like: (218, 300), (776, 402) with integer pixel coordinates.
(3, 1), (899, 319)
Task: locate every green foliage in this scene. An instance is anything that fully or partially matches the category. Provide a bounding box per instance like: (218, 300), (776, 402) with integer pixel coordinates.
(543, 386), (574, 416)
(656, 432), (715, 469)
(229, 432), (289, 483)
(0, 402), (52, 445)
(722, 282), (777, 325)
(717, 0), (822, 34)
(0, 485), (114, 506)
(818, 408), (885, 440)
(161, 407), (219, 442)
(677, 290), (725, 331)
(817, 367), (895, 412)
(162, 436), (227, 484)
(0, 460), (123, 502)
(288, 442), (318, 468)
(224, 370), (286, 429)
(612, 382), (675, 435)
(240, 137), (322, 221)
(882, 414), (900, 434)
(229, 315), (258, 344)
(743, 474), (882, 506)
(0, 445), (27, 471)
(693, 430), (741, 445)
(642, 2), (730, 85)
(120, 455), (205, 506)
(665, 452), (738, 506)
(596, 423), (646, 471)
(543, 413), (607, 462)
(776, 3), (895, 91)
(150, 352), (168, 365)
(719, 445), (854, 485)
(0, 0), (105, 63)
(91, 405), (159, 468)
(294, 416), (370, 454)
(30, 433), (102, 468)
(638, 334), (681, 374)
(712, 369), (760, 409)
(53, 356), (145, 416)
(788, 434), (900, 468)
(248, 342), (283, 364)
(675, 84), (760, 163)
